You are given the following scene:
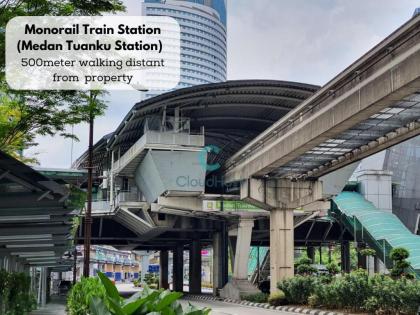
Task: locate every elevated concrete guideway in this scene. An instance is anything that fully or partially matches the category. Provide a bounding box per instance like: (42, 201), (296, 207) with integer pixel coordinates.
(224, 15), (420, 182)
(221, 15), (420, 294)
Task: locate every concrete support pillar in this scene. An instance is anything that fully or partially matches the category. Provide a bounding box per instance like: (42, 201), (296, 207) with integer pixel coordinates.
(140, 253), (150, 283)
(41, 267), (47, 307)
(307, 246), (315, 263)
(233, 219), (254, 279)
(189, 239), (201, 294)
(212, 222), (228, 296)
(220, 218), (259, 300)
(341, 241), (351, 273)
(3, 256), (8, 271)
(159, 250), (169, 290)
(9, 256), (16, 272)
(270, 208), (294, 293)
(373, 256), (388, 274)
(172, 244), (184, 292)
(46, 268), (51, 303)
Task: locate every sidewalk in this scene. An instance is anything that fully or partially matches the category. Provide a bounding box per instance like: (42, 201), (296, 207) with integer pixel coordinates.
(30, 296), (67, 315)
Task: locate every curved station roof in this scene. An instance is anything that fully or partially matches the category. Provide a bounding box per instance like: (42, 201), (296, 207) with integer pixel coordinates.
(76, 80), (319, 172)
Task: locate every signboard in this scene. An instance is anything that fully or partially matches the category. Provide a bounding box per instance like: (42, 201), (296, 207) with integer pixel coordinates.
(202, 200), (264, 212)
(148, 265), (159, 273)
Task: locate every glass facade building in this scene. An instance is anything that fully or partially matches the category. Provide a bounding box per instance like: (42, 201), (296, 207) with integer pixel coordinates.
(142, 0), (227, 98)
(383, 137), (420, 233)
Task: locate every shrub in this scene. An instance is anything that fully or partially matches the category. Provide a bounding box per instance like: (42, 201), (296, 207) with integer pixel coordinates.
(390, 247), (409, 261)
(390, 247), (413, 278)
(307, 294), (319, 308)
(325, 262), (340, 275)
(0, 270), (36, 315)
(295, 256), (317, 275)
(359, 248), (376, 257)
(278, 269), (420, 314)
(67, 277), (106, 315)
(295, 256), (312, 267)
(241, 292), (268, 303)
(368, 274), (420, 314)
(277, 275), (315, 304)
(296, 264), (317, 275)
(334, 269), (371, 311)
(268, 291), (286, 306)
(7, 272), (37, 315)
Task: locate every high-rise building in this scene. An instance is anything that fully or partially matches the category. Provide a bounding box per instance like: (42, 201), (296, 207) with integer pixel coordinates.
(142, 0), (227, 98)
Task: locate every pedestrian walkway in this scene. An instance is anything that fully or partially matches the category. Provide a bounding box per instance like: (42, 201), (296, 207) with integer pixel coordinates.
(30, 296), (66, 315)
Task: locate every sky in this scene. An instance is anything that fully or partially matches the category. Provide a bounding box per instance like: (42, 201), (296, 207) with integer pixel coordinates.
(27, 0), (420, 168)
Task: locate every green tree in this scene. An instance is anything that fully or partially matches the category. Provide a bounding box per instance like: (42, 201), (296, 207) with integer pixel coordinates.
(390, 247), (414, 279)
(0, 0), (124, 160)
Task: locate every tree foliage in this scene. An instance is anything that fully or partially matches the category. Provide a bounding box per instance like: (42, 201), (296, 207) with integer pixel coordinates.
(390, 247), (414, 279)
(89, 272), (211, 315)
(0, 0), (124, 160)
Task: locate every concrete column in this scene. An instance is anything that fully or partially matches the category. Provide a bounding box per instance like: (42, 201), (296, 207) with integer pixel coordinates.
(270, 208), (294, 293)
(41, 267), (47, 307)
(140, 253), (150, 283)
(189, 239), (201, 294)
(220, 218), (260, 300)
(172, 244), (184, 292)
(356, 170), (392, 212)
(212, 223), (228, 296)
(307, 246), (315, 263)
(233, 219), (254, 279)
(46, 268), (51, 303)
(159, 250), (169, 290)
(9, 256), (16, 272)
(341, 241), (351, 273)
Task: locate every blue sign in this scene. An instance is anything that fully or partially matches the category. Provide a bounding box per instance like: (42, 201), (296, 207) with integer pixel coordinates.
(148, 265), (159, 273)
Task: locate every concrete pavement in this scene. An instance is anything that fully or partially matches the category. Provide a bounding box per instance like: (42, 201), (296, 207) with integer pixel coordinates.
(30, 296), (66, 315)
(116, 283), (301, 315)
(181, 298), (300, 315)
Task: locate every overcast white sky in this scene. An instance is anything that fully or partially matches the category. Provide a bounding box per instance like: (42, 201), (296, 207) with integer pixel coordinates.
(27, 0), (420, 168)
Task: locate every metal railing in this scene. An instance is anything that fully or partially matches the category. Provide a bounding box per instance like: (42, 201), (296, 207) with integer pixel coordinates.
(91, 200), (112, 213)
(116, 191), (145, 203)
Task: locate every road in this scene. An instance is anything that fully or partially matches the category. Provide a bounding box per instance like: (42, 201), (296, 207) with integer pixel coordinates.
(181, 298), (299, 315)
(116, 284), (299, 315)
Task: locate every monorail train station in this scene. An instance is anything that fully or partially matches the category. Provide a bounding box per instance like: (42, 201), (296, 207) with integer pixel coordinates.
(2, 2), (420, 315)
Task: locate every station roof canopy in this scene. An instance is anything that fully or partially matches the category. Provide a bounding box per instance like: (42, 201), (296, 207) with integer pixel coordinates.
(75, 80), (319, 171)
(0, 151), (80, 270)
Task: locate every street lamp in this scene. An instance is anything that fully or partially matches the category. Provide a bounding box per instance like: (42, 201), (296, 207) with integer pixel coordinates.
(83, 90), (96, 278)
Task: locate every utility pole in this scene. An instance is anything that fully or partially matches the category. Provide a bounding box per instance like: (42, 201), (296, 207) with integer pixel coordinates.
(83, 91), (95, 277)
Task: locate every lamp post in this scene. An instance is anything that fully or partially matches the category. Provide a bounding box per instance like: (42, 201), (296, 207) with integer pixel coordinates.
(83, 91), (95, 278)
